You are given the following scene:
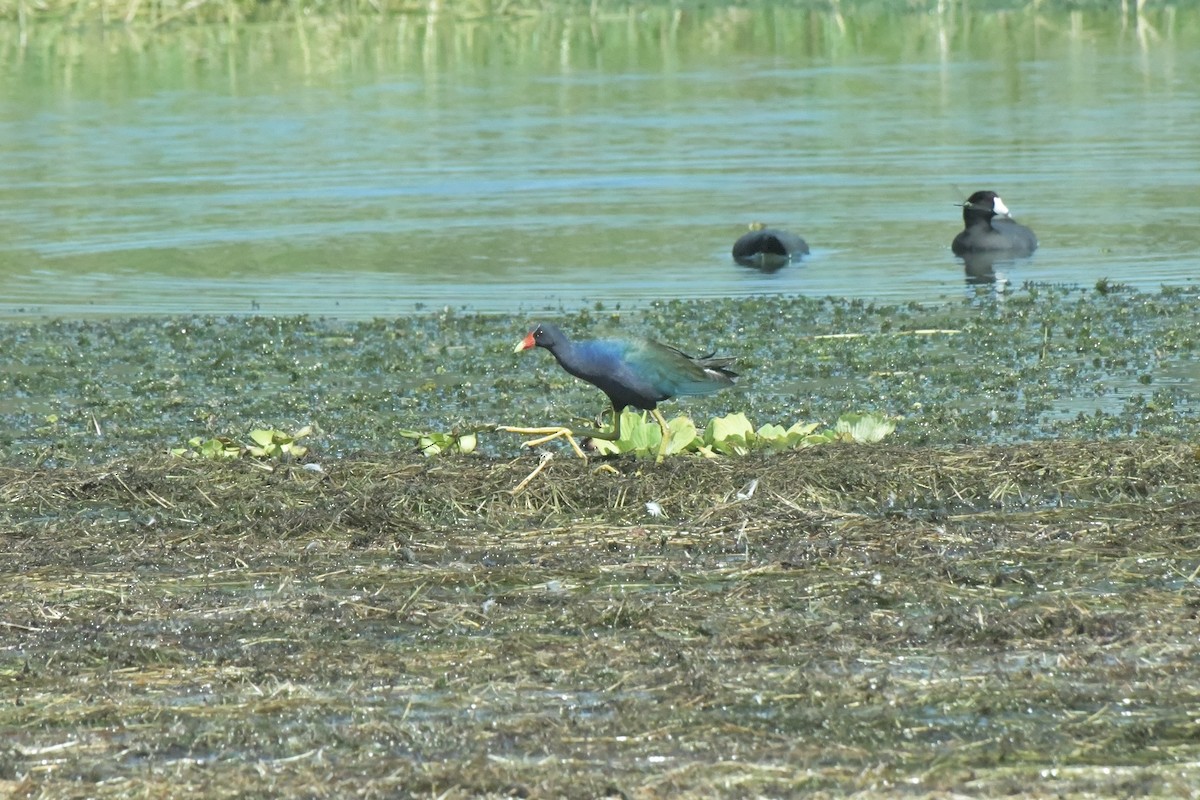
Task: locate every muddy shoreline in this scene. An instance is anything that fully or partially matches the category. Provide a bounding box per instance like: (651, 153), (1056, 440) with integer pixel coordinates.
(3, 441), (1200, 797)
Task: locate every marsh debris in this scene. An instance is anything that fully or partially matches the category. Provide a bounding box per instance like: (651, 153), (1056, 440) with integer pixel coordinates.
(2, 440), (1199, 797)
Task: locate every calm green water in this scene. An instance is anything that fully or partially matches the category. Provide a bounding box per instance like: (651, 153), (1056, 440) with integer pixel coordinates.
(0, 4), (1198, 318)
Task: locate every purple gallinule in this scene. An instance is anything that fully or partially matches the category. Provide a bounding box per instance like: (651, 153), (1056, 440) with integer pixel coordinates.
(952, 191), (1038, 256)
(505, 322), (738, 461)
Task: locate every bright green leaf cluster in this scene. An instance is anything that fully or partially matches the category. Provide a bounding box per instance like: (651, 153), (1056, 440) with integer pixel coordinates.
(172, 425), (312, 461)
(398, 429), (478, 457)
(589, 410), (894, 458)
(833, 412), (896, 444)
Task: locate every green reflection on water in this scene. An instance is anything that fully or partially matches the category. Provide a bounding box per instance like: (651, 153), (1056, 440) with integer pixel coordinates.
(0, 4), (1196, 317)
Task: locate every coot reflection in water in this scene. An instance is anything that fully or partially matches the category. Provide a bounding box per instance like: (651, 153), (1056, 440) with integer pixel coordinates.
(959, 249), (1038, 291)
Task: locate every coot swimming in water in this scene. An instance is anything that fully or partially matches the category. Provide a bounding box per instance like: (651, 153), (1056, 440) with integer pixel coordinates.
(952, 191), (1037, 256)
(732, 223), (809, 270)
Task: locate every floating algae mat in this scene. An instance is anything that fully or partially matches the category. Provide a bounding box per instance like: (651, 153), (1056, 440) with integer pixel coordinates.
(1, 286), (1199, 796)
(0, 285), (1196, 464)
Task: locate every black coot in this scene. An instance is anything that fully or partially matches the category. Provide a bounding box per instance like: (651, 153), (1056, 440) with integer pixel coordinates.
(952, 191), (1037, 256)
(732, 223), (809, 270)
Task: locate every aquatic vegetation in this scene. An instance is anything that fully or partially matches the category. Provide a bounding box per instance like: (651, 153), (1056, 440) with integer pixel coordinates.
(584, 410), (896, 458)
(171, 425), (312, 461)
(397, 427), (479, 457)
(391, 411), (894, 460)
(0, 287), (1196, 467)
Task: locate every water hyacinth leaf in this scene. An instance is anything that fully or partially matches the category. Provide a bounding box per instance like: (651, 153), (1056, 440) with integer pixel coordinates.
(627, 411), (660, 453)
(705, 412), (755, 455)
(706, 412), (754, 442)
(665, 416), (699, 455)
(400, 428), (479, 457)
(798, 429), (839, 448)
(587, 410), (640, 456)
(587, 436), (622, 456)
(755, 422), (790, 448)
(756, 423), (787, 440)
(197, 438), (219, 458)
(786, 421), (821, 438)
(707, 431), (749, 456)
(583, 411), (690, 457)
(174, 426), (314, 461)
(174, 436), (240, 459)
(616, 409), (643, 436)
(835, 412), (896, 443)
(786, 421), (826, 448)
(503, 410), (892, 459)
(249, 429), (276, 448)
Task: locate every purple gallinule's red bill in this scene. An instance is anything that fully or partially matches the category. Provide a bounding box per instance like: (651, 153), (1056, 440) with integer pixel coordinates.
(504, 322), (738, 462)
